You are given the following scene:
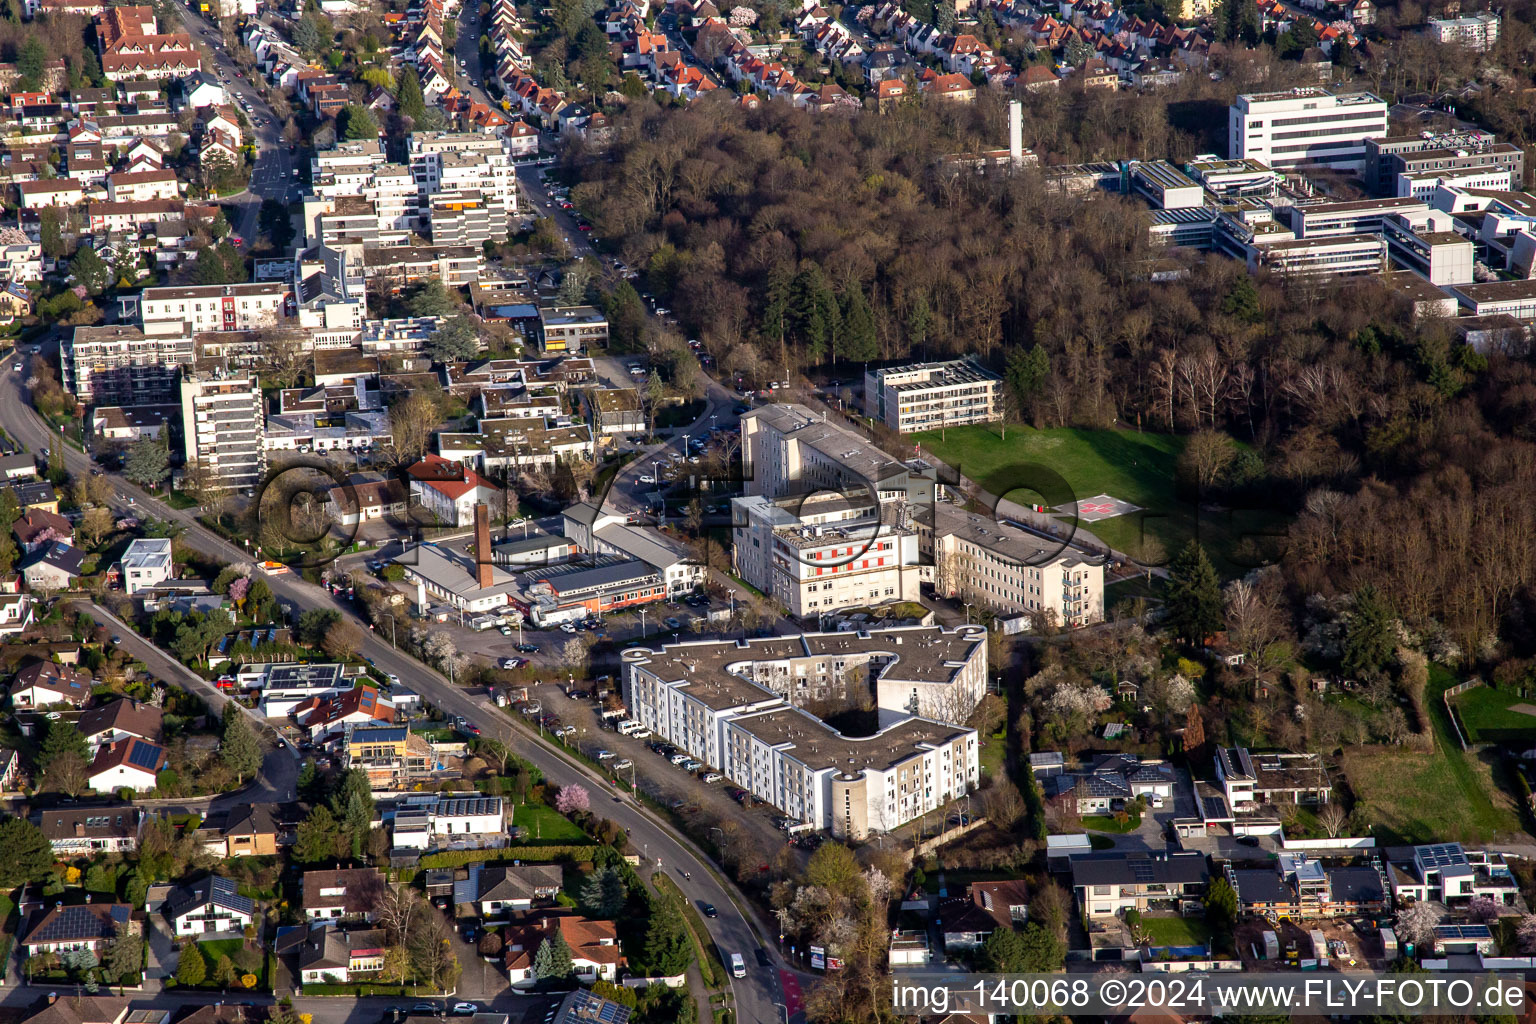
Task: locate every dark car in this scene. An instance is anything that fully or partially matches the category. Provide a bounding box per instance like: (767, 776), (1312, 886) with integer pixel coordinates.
(701, 903), (717, 918)
(755, 948), (772, 968)
(514, 643), (540, 653)
(411, 1005), (439, 1016)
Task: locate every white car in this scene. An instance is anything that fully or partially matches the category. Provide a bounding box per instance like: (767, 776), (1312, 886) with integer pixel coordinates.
(669, 753), (690, 766)
(596, 749), (615, 760)
(556, 725), (577, 736)
(702, 773), (722, 784)
(520, 701), (542, 715)
(613, 759), (633, 770)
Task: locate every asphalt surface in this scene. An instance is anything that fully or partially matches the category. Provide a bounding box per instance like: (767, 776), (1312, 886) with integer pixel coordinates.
(165, 4), (296, 245)
(0, 364), (795, 1024)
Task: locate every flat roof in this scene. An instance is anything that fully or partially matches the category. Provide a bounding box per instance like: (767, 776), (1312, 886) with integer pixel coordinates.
(1453, 279), (1536, 302)
(727, 703), (970, 774)
(930, 503), (1103, 569)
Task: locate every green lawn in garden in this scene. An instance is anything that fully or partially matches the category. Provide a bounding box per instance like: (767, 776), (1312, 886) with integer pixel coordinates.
(910, 424), (1287, 572)
(512, 803), (586, 842)
(1140, 916), (1214, 947)
(1451, 685), (1536, 745)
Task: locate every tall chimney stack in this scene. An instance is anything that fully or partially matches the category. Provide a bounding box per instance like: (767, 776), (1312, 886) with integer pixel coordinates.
(474, 502), (493, 589)
(1009, 100), (1024, 167)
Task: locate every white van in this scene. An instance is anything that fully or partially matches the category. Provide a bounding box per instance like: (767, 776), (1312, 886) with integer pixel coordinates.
(730, 953), (745, 978)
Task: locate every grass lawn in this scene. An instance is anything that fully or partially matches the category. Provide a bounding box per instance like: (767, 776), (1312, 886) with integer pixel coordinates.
(910, 424), (1287, 571)
(195, 937), (267, 989)
(512, 803), (587, 843)
(979, 730), (1006, 781)
(1082, 810), (1143, 833)
(1451, 684), (1536, 745)
(1140, 916), (1213, 947)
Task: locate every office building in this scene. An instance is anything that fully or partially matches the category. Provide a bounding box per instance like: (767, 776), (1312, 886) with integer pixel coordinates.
(179, 369), (266, 490)
(1130, 160), (1204, 210)
(1286, 196), (1428, 238)
(1364, 130), (1524, 196)
(1228, 88), (1388, 176)
(1248, 235), (1387, 278)
(538, 306), (608, 354)
(1381, 215), (1475, 286)
(863, 357), (1001, 434)
(741, 403), (920, 502)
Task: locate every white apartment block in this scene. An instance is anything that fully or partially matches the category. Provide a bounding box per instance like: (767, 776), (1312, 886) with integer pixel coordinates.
(863, 356), (1002, 434)
(1228, 88), (1388, 176)
(732, 492), (924, 618)
(1381, 215), (1475, 286)
(180, 369), (266, 490)
(1287, 197), (1428, 238)
(1248, 235), (1387, 278)
(64, 320), (195, 405)
(621, 626), (984, 838)
(310, 138), (387, 186)
(408, 132), (518, 230)
(139, 283), (289, 333)
(922, 503), (1105, 628)
(1428, 11), (1500, 50)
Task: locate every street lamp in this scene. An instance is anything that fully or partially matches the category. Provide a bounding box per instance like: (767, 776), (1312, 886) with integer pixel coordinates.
(640, 608), (647, 638)
(773, 1004), (789, 1024)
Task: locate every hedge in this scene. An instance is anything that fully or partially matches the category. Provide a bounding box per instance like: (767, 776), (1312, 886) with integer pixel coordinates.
(417, 845), (598, 868)
(301, 983), (439, 997)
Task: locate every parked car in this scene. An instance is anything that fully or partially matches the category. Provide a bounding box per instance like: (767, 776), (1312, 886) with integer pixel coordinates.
(451, 1004), (479, 1016)
(514, 643), (539, 653)
(663, 617), (681, 629)
(613, 759), (632, 770)
(702, 773), (723, 784)
(499, 626), (513, 636)
(683, 760), (702, 772)
(670, 753), (690, 766)
(596, 749), (615, 760)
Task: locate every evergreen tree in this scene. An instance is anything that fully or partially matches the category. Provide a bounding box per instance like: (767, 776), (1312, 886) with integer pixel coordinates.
(425, 315), (481, 362)
(71, 246), (110, 295)
(978, 925), (1027, 971)
(123, 436), (170, 489)
(760, 262), (795, 345)
(39, 716), (89, 771)
(1005, 345), (1050, 418)
(39, 207), (67, 259)
(579, 867), (626, 918)
(0, 817), (55, 887)
(1163, 541), (1223, 646)
(532, 933), (574, 980)
(640, 892), (691, 976)
(16, 37), (45, 89)
(332, 768), (375, 859)
(220, 706), (263, 784)
(397, 67), (426, 120)
(1019, 921), (1066, 972)
(935, 0), (956, 31)
(212, 953), (236, 988)
(1205, 876), (1238, 927)
(176, 941), (207, 986)
(293, 804), (343, 863)
(1342, 584), (1396, 681)
(839, 288), (878, 363)
(338, 104), (379, 141)
(104, 932), (143, 984)
(1221, 274), (1263, 324)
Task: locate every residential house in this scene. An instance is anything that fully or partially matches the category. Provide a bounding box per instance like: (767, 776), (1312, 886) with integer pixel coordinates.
(162, 876), (256, 936)
(1383, 843), (1520, 906)
(296, 924), (388, 983)
(326, 479), (410, 526)
(583, 387), (644, 436)
(1041, 754), (1175, 815)
(407, 454), (504, 527)
(15, 997), (133, 1024)
(1071, 851), (1210, 918)
(505, 913), (625, 985)
(196, 804), (280, 858)
(0, 593), (32, 636)
(1214, 748), (1332, 811)
(939, 880), (1031, 951)
(296, 685), (396, 740)
(88, 736), (170, 793)
(302, 867), (385, 922)
(11, 660), (93, 707)
(116, 538), (174, 595)
(0, 746), (19, 789)
(476, 863), (564, 916)
(0, 282), (32, 320)
(13, 509), (72, 553)
(9, 481), (58, 513)
(20, 541), (85, 590)
(22, 903), (134, 957)
(34, 805), (142, 855)
(76, 698), (164, 754)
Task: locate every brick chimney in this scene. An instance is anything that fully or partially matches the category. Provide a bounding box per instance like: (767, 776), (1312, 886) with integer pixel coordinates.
(475, 502), (492, 590)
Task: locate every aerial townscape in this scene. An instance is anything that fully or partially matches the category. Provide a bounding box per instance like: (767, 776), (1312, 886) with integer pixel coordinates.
(0, 0), (1533, 1017)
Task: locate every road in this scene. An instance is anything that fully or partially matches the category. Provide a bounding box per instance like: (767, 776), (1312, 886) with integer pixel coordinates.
(0, 372), (792, 1024)
(164, 3), (296, 246)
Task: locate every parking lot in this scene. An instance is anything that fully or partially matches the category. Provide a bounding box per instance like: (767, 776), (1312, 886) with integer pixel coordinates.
(509, 680), (804, 874)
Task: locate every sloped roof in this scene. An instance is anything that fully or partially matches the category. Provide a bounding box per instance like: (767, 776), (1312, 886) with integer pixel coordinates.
(163, 875), (255, 921)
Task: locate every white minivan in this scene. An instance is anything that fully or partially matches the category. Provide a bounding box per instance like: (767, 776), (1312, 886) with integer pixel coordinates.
(730, 953), (746, 978)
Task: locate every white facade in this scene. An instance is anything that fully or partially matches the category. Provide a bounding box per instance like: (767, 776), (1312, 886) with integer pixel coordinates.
(1228, 88), (1388, 175)
(140, 283), (288, 333)
(431, 796), (505, 836)
(863, 357), (1001, 434)
(621, 626), (984, 839)
(118, 538), (174, 595)
(180, 370), (267, 490)
(924, 504), (1105, 628)
(731, 493), (924, 618)
(1428, 11), (1500, 50)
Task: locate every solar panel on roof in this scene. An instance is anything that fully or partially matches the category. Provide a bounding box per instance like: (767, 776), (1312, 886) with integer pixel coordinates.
(127, 742), (164, 769)
(1131, 860), (1155, 882)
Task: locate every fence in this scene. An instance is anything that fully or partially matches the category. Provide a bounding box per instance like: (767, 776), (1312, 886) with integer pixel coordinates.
(1442, 678), (1484, 751)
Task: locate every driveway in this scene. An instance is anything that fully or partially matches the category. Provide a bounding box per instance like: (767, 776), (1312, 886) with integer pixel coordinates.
(146, 916), (178, 986)
(1084, 766), (1194, 852)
